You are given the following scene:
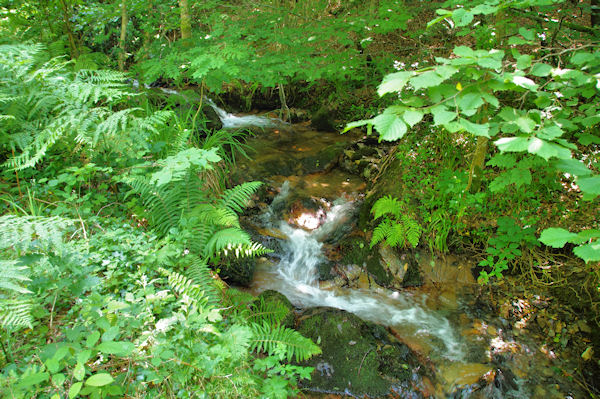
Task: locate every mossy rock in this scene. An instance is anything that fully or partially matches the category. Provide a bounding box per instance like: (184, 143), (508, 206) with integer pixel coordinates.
(300, 143), (345, 174)
(402, 252), (424, 288)
(254, 290), (295, 328)
(311, 106), (337, 131)
(220, 256), (256, 287)
(340, 237), (393, 287)
(297, 307), (424, 397)
(316, 260), (334, 281)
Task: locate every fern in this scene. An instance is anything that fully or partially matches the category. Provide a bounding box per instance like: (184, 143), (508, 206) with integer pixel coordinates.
(0, 44), (172, 169)
(248, 297), (291, 326)
(0, 260), (31, 294)
(370, 196), (422, 249)
(159, 267), (211, 310)
(250, 322), (321, 362)
(0, 299), (33, 329)
(186, 256), (220, 306)
(371, 195), (402, 220)
(219, 181), (263, 214)
(0, 215), (73, 251)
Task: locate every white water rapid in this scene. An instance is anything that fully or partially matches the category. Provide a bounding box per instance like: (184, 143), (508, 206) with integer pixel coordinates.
(258, 184), (465, 361)
(206, 99), (285, 129)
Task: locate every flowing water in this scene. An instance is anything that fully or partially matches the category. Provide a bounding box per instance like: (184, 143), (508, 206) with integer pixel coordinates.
(159, 93), (584, 398)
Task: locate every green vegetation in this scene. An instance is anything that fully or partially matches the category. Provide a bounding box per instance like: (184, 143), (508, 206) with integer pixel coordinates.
(0, 0), (599, 397)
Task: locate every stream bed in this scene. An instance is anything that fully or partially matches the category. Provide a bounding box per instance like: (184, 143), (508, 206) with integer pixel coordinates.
(210, 104), (585, 398)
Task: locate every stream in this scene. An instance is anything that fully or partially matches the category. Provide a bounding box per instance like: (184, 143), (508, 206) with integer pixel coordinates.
(167, 91), (584, 398)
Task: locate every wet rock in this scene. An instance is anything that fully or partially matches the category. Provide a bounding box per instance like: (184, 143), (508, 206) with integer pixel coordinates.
(300, 143), (345, 174)
(402, 253), (424, 288)
(340, 237), (393, 288)
(254, 290), (295, 328)
(297, 307), (427, 398)
(311, 106), (337, 131)
(288, 108), (310, 123)
(316, 260), (335, 281)
(220, 256), (256, 286)
(285, 198), (326, 230)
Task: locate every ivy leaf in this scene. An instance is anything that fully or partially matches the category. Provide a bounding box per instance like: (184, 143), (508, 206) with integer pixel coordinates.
(402, 109), (424, 127)
(85, 373), (114, 387)
(377, 71), (413, 96)
(539, 228), (578, 248)
(573, 242), (600, 263)
(372, 113), (407, 141)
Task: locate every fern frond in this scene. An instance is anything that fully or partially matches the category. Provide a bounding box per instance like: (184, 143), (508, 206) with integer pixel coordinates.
(224, 242), (273, 258)
(219, 181), (262, 214)
(159, 267), (211, 309)
(0, 260), (31, 294)
(371, 195), (402, 220)
(204, 228), (251, 260)
(0, 215), (73, 251)
(401, 214), (422, 248)
(186, 256), (220, 306)
(249, 297), (290, 326)
(250, 322), (321, 362)
(0, 299), (33, 329)
(370, 218), (393, 248)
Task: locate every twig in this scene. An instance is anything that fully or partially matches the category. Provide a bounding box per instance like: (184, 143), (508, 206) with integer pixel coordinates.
(357, 347), (374, 377)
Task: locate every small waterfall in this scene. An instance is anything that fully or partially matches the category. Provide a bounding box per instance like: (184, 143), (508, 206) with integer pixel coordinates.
(260, 183), (465, 361)
(206, 99), (285, 129)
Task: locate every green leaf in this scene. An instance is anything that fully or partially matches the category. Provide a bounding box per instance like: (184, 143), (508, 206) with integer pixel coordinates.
(527, 138), (571, 160)
(495, 137), (530, 152)
(343, 119), (371, 133)
(577, 176), (600, 196)
(69, 382), (83, 399)
(540, 228), (577, 248)
(518, 27), (535, 41)
(573, 242), (600, 263)
(517, 55), (533, 70)
(459, 119), (490, 137)
(86, 331), (100, 348)
(402, 109), (424, 127)
(453, 46), (473, 57)
(74, 362), (85, 381)
(410, 71), (444, 90)
(377, 72), (412, 96)
(555, 159), (592, 177)
(85, 373), (114, 387)
(530, 63), (553, 77)
(431, 106), (456, 126)
(372, 113), (407, 141)
(96, 341), (135, 356)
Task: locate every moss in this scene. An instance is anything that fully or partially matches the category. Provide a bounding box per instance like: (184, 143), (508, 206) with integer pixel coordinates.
(402, 253), (424, 287)
(220, 256), (256, 286)
(340, 237), (392, 287)
(297, 307), (423, 397)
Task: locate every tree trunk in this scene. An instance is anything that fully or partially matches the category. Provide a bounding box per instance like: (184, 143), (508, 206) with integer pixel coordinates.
(466, 137), (489, 193)
(118, 0), (128, 71)
(179, 0), (192, 41)
(59, 0), (79, 58)
(592, 0), (600, 27)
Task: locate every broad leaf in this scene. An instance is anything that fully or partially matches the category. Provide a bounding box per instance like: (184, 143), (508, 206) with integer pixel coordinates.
(85, 373), (114, 387)
(539, 228), (577, 248)
(372, 113), (407, 141)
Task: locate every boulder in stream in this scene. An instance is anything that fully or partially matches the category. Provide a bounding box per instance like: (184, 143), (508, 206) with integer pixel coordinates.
(219, 256), (256, 287)
(297, 307), (429, 398)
